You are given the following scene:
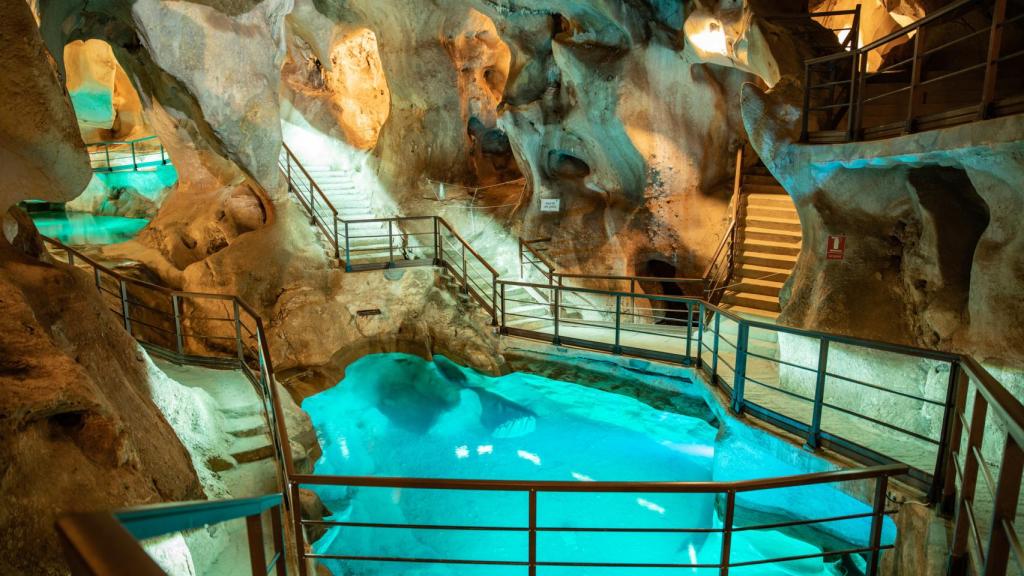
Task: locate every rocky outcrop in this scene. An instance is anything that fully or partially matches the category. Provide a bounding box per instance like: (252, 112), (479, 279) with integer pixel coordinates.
(0, 210), (204, 575)
(742, 82), (1024, 366)
(0, 0), (91, 214)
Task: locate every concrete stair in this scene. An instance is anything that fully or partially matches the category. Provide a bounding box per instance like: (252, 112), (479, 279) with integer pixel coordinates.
(721, 166), (802, 321)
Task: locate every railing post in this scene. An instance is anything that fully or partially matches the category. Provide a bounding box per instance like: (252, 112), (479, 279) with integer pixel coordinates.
(684, 301), (694, 365)
(245, 512), (267, 576)
(613, 294), (622, 354)
(233, 300), (244, 364)
(719, 490), (735, 575)
(941, 362), (970, 516)
(119, 279), (132, 335)
(130, 141), (137, 171)
(433, 217), (440, 264)
(490, 272), (498, 327)
(553, 287), (561, 345)
(696, 302), (705, 369)
(290, 483), (308, 576)
(332, 218), (340, 259)
(437, 220), (445, 269)
(979, 0), (1007, 120)
(805, 339), (830, 450)
(905, 29), (925, 134)
(344, 221), (352, 272)
(172, 294), (184, 355)
(528, 489), (538, 576)
(461, 242), (468, 293)
(711, 312), (721, 383)
(853, 51), (868, 140)
(500, 282), (507, 332)
(160, 144), (167, 166)
(801, 62), (812, 142)
(519, 238), (525, 279)
(388, 220), (395, 267)
(866, 474), (890, 576)
(846, 9), (861, 141)
(104, 145), (112, 172)
(732, 322), (749, 414)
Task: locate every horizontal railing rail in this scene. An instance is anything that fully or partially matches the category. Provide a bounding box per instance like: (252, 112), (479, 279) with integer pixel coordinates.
(85, 135), (169, 173)
(801, 0), (1023, 142)
(57, 494), (288, 576)
(291, 464), (904, 575)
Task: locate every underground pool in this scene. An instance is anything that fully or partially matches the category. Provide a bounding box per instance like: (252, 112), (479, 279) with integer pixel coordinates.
(302, 353), (893, 576)
(30, 210), (148, 245)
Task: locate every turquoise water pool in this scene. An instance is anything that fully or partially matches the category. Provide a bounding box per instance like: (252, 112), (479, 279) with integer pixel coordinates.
(30, 211), (147, 245)
(303, 353), (890, 576)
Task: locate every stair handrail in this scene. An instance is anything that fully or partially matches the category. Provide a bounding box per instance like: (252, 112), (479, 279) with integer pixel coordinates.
(280, 143), (338, 218)
(519, 237), (556, 282)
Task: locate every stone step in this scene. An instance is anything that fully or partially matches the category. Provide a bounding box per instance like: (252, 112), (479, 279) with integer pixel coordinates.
(738, 238), (801, 257)
(741, 226), (802, 244)
(734, 263), (793, 282)
(745, 215), (802, 233)
(722, 291), (781, 312)
(225, 415), (267, 438)
(735, 251), (797, 269)
(745, 193), (795, 209)
(723, 304), (781, 321)
(743, 205), (799, 220)
(229, 435), (275, 464)
(734, 277), (785, 297)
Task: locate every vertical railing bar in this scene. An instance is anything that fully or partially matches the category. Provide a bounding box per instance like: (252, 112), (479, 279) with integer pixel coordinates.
(685, 301), (693, 365)
(234, 300), (244, 364)
(696, 302), (705, 369)
(613, 295), (622, 353)
(500, 282), (507, 331)
(979, 0), (1008, 119)
(732, 322), (749, 414)
(905, 29), (924, 134)
(553, 287), (561, 345)
(711, 312), (721, 383)
(942, 363), (971, 516)
(490, 272), (498, 326)
(806, 338), (830, 450)
(866, 474), (890, 576)
(172, 294), (184, 355)
(388, 220), (395, 267)
(461, 242), (468, 293)
(801, 63), (812, 141)
(291, 483), (307, 576)
(119, 279), (132, 334)
(131, 141), (137, 171)
(720, 490), (735, 575)
(528, 489), (538, 576)
(246, 512), (267, 576)
(950, 391), (990, 573)
(332, 217), (340, 259)
(344, 221), (351, 272)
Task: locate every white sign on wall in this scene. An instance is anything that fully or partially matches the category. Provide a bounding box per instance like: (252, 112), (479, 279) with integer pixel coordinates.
(540, 198), (561, 212)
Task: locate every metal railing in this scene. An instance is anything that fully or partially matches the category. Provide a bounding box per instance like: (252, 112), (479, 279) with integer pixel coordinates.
(41, 236), (296, 492)
(802, 0), (1024, 143)
(47, 209), (1024, 575)
(57, 494), (288, 576)
(291, 465), (905, 575)
(943, 356), (1024, 575)
(279, 143), (340, 258)
(86, 135), (169, 173)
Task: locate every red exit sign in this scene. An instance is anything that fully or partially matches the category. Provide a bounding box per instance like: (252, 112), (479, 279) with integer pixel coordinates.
(827, 235), (846, 260)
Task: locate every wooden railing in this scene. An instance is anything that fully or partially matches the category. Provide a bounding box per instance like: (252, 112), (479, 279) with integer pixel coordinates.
(802, 0), (1024, 143)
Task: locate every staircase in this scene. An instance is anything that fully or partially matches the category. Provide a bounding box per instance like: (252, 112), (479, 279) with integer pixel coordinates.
(720, 164), (801, 320)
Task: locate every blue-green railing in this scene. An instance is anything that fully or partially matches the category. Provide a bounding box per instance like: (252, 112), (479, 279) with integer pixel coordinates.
(86, 135), (169, 172)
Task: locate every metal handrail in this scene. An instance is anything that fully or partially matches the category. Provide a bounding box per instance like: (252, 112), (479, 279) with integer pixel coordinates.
(57, 495), (288, 576)
(85, 135), (169, 173)
(801, 0), (1018, 142)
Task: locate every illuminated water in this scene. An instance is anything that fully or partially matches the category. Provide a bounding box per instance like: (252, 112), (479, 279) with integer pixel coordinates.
(304, 353), (883, 576)
(30, 211), (147, 245)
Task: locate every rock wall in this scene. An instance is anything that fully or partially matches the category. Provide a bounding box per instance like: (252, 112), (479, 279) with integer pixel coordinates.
(64, 38), (148, 142)
(0, 5), (202, 572)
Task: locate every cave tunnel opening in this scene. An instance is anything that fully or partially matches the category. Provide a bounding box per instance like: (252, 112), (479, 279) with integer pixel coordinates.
(635, 257), (696, 325)
(906, 166), (990, 343)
